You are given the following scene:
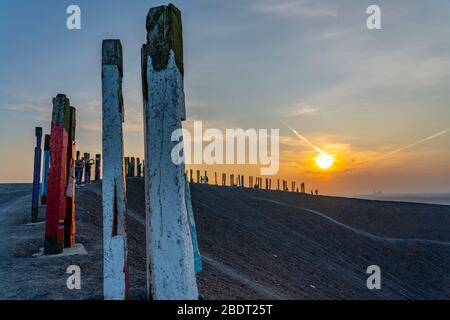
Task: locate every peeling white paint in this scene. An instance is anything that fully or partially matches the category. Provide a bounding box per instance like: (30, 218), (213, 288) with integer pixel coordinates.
(102, 64), (128, 300)
(143, 51), (198, 300)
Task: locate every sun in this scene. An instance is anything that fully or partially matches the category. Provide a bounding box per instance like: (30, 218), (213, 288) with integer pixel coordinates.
(315, 153), (334, 169)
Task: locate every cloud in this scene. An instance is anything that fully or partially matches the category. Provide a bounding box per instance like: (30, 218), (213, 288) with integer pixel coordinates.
(254, 0), (337, 18)
(285, 103), (319, 117)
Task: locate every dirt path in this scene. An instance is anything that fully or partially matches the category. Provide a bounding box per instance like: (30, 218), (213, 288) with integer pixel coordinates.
(249, 196), (450, 246)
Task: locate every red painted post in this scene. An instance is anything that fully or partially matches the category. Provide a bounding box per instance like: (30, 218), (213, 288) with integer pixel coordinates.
(45, 94), (70, 254)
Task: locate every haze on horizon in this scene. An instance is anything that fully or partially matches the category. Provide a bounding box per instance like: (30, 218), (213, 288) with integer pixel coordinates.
(0, 0), (449, 196)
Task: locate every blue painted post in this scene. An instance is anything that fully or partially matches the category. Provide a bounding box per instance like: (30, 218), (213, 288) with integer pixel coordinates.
(185, 175), (203, 273)
(32, 127), (43, 222)
(41, 134), (50, 205)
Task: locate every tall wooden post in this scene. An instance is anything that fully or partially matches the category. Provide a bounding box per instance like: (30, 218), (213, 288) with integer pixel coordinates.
(136, 158), (141, 177)
(241, 175), (244, 188)
(215, 172), (217, 185)
(102, 39), (128, 300)
(64, 106), (76, 248)
(230, 174), (234, 187)
(40, 134), (51, 205)
(131, 157), (136, 176)
(189, 169), (193, 182)
(44, 94), (70, 254)
(196, 170), (200, 183)
(95, 154), (101, 180)
(222, 173), (226, 186)
(142, 4), (198, 300)
(31, 127), (43, 222)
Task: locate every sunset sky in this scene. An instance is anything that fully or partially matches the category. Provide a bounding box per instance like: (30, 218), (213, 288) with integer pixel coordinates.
(1, 0), (450, 196)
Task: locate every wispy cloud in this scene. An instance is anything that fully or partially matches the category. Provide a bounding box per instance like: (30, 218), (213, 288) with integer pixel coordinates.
(284, 103), (320, 117)
(254, 0), (337, 18)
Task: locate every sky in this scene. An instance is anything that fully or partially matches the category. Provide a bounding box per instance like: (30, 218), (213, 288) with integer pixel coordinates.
(0, 0), (449, 196)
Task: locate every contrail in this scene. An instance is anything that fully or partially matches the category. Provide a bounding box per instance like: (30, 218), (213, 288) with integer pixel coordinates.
(282, 122), (326, 154)
(375, 127), (450, 161)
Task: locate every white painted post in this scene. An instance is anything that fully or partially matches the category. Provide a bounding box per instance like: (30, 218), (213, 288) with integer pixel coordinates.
(142, 4), (198, 300)
(102, 39), (128, 300)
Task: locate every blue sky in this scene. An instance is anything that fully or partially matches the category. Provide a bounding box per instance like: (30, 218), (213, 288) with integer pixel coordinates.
(1, 0), (450, 195)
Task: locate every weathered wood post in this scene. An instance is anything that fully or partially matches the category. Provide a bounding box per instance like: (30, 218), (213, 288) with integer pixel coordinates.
(301, 182), (305, 193)
(222, 173), (226, 186)
(124, 157), (129, 177)
(40, 134), (51, 205)
(204, 170), (208, 184)
(137, 158), (141, 177)
(215, 172), (217, 185)
(189, 169), (193, 182)
(95, 154), (101, 180)
(44, 94), (70, 254)
(241, 175), (244, 188)
(132, 157), (136, 176)
(230, 174), (234, 186)
(196, 170), (200, 183)
(142, 4), (198, 299)
(31, 127), (43, 222)
(64, 106), (76, 248)
(249, 176), (252, 188)
(102, 39), (128, 300)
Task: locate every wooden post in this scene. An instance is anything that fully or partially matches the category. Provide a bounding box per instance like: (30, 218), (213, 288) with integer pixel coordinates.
(137, 158), (141, 177)
(142, 4), (198, 299)
(230, 174), (234, 187)
(41, 134), (51, 205)
(269, 179), (272, 190)
(95, 154), (101, 180)
(64, 106), (76, 248)
(31, 127), (43, 222)
(44, 94), (70, 254)
(124, 157), (129, 177)
(204, 170), (208, 184)
(102, 39), (128, 300)
(132, 157), (136, 177)
(196, 170), (200, 183)
(241, 175), (244, 188)
(222, 173), (226, 186)
(215, 172), (217, 185)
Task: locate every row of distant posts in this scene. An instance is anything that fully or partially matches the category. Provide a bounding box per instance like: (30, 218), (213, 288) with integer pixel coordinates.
(187, 169), (308, 193)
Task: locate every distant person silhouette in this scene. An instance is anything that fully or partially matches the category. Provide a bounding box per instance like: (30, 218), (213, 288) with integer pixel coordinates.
(76, 157), (85, 185)
(84, 158), (95, 184)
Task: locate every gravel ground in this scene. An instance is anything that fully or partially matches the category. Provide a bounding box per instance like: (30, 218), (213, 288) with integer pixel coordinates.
(1, 180), (449, 300)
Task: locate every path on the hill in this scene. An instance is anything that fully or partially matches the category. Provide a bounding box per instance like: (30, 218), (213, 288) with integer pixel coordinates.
(249, 196), (450, 247)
